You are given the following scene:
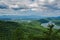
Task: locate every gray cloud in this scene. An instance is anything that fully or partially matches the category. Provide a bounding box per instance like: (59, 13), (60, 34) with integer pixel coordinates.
(0, 0), (60, 13)
(0, 2), (8, 9)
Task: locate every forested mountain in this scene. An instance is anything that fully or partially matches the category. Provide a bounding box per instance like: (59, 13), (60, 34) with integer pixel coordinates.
(0, 20), (60, 40)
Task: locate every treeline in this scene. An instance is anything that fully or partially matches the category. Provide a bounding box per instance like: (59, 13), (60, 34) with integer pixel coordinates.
(0, 20), (60, 40)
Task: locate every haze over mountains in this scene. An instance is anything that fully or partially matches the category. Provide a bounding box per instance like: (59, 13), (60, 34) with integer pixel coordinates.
(0, 15), (60, 22)
(0, 15), (44, 20)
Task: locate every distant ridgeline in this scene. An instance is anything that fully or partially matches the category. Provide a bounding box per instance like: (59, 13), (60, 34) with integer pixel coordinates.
(0, 15), (43, 20)
(0, 15), (60, 25)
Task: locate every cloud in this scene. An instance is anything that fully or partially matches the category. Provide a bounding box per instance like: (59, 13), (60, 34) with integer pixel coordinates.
(0, 0), (60, 17)
(28, 3), (39, 8)
(0, 0), (60, 11)
(0, 1), (8, 9)
(9, 4), (20, 10)
(0, 4), (8, 9)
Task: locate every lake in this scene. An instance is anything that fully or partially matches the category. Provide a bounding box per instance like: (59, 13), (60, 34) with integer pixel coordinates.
(41, 23), (60, 29)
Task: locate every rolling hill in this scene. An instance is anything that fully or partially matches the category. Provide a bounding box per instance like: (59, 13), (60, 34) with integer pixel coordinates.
(38, 16), (60, 26)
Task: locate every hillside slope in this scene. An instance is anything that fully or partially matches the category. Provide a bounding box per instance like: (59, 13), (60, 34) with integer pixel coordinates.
(0, 20), (60, 40)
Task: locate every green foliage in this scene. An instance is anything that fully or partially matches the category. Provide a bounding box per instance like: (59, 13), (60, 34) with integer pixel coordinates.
(0, 20), (60, 40)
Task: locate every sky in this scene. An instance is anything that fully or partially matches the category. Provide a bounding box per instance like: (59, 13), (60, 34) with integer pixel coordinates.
(0, 0), (60, 17)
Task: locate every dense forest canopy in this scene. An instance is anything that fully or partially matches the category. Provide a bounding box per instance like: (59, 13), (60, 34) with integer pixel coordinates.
(0, 20), (60, 40)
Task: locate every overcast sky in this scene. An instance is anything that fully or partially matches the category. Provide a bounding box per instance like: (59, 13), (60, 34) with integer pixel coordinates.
(0, 0), (60, 17)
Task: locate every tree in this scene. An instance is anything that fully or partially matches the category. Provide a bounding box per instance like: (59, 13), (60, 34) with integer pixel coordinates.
(12, 27), (25, 40)
(45, 22), (60, 40)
